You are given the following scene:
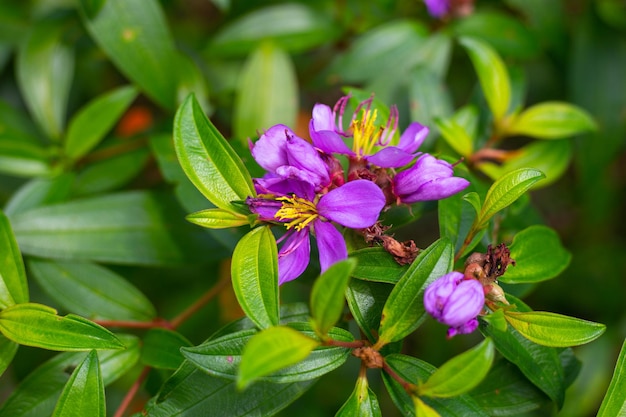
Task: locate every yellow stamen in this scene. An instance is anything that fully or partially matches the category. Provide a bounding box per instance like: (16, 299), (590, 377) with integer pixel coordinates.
(352, 109), (384, 158)
(275, 196), (319, 231)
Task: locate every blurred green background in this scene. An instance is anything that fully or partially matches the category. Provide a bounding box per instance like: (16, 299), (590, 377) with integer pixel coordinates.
(0, 0), (625, 415)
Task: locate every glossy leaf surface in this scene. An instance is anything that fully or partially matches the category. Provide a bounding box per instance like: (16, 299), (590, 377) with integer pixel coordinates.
(336, 377), (382, 417)
(597, 338), (626, 417)
(0, 211), (28, 308)
(141, 328), (192, 370)
(505, 102), (597, 139)
(310, 259), (355, 336)
(349, 247), (408, 284)
(186, 209), (250, 229)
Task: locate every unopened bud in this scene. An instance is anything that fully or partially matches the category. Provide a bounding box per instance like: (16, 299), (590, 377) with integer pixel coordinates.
(485, 283), (509, 305)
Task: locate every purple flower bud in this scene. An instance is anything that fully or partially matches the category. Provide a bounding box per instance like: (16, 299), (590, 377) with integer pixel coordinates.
(424, 272), (484, 337)
(392, 154), (469, 204)
(424, 0), (450, 17)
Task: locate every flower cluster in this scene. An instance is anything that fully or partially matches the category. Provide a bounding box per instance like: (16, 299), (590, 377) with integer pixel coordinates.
(246, 95), (469, 284)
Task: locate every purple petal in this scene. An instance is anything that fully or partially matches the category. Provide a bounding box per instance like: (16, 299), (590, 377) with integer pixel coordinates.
(424, 0), (449, 17)
(250, 124), (292, 172)
(397, 122), (429, 154)
(404, 177), (470, 203)
(310, 123), (355, 156)
(313, 220), (348, 272)
(367, 147), (416, 168)
(278, 230), (311, 285)
(246, 197), (282, 220)
(311, 104), (335, 131)
(423, 272), (463, 320)
(447, 318), (479, 338)
(253, 177), (316, 200)
(317, 180), (385, 228)
(440, 279), (484, 327)
(284, 135), (330, 186)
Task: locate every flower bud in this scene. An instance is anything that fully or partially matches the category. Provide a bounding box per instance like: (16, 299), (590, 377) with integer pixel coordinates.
(424, 272), (485, 337)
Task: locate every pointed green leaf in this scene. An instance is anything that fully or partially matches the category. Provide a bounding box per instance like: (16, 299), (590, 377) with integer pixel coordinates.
(237, 325), (319, 389)
(504, 311), (606, 347)
(349, 247), (408, 284)
(28, 259), (156, 321)
(0, 211), (28, 308)
(0, 335), (18, 377)
(174, 94), (255, 213)
(141, 328), (191, 370)
(336, 376), (382, 417)
(0, 138), (51, 177)
(477, 168), (545, 228)
(345, 280), (393, 344)
(413, 397), (441, 417)
(500, 225), (572, 284)
(79, 0), (178, 109)
(419, 338), (494, 398)
(459, 37), (511, 122)
(0, 303), (124, 351)
(597, 338), (626, 417)
(505, 102), (597, 139)
(234, 42), (298, 142)
(310, 259), (355, 336)
(378, 239), (454, 345)
(434, 117), (473, 157)
(65, 85), (138, 160)
(17, 17), (74, 139)
(186, 208), (250, 229)
(51, 350), (105, 417)
(231, 226), (279, 329)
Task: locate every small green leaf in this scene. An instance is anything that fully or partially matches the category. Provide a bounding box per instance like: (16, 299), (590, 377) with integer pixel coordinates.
(237, 325), (319, 389)
(174, 94), (255, 213)
(349, 247), (408, 284)
(434, 117), (473, 157)
(28, 259), (156, 321)
(0, 303), (124, 351)
(51, 350), (105, 417)
(186, 208), (250, 229)
(504, 311), (606, 347)
(413, 397), (440, 417)
(141, 328), (191, 370)
(597, 338), (626, 417)
(0, 335), (18, 377)
(65, 85), (138, 160)
(233, 42), (298, 142)
(17, 17), (74, 139)
(419, 338), (495, 398)
(477, 168), (545, 228)
(462, 192), (482, 216)
(378, 239), (454, 345)
(0, 211), (28, 308)
(0, 139), (51, 177)
(459, 36), (512, 122)
(231, 226), (279, 329)
(500, 225), (572, 284)
(345, 280), (393, 344)
(336, 376), (382, 417)
(504, 102), (597, 139)
(310, 259), (355, 336)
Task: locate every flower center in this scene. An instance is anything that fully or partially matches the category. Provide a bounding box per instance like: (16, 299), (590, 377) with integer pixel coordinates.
(351, 109), (382, 158)
(275, 195), (319, 231)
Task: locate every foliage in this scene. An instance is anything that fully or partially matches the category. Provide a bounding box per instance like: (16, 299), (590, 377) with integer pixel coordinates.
(0, 1), (625, 416)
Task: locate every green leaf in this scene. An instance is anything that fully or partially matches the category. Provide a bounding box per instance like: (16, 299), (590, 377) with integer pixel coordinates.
(479, 316), (565, 407)
(459, 36), (512, 122)
(0, 335), (18, 377)
(233, 42), (298, 142)
(186, 208), (250, 229)
(349, 247), (408, 284)
(336, 376), (382, 417)
(51, 350), (105, 417)
(64, 85), (138, 160)
(11, 191), (221, 266)
(0, 211), (28, 308)
(504, 102), (597, 139)
(141, 328), (192, 370)
(181, 323), (352, 383)
(378, 239), (454, 345)
(477, 168), (545, 228)
(504, 311), (606, 347)
(434, 117), (474, 157)
(231, 226), (279, 329)
(345, 280), (393, 344)
(597, 338), (626, 417)
(207, 3), (338, 57)
(174, 94), (255, 213)
(28, 259), (156, 321)
(408, 66), (454, 130)
(237, 325), (319, 389)
(17, 17), (74, 139)
(0, 303), (124, 351)
(3, 174), (74, 216)
(500, 225), (572, 284)
(382, 354), (489, 417)
(310, 259), (355, 336)
(79, 0), (178, 109)
(413, 397), (440, 417)
(419, 338), (495, 398)
(0, 139), (51, 177)
(0, 335), (139, 417)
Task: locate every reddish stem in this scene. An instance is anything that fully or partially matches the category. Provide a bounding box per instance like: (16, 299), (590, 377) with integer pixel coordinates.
(113, 366), (151, 417)
(382, 360), (415, 394)
(323, 339), (368, 349)
(170, 274), (230, 329)
(94, 318), (173, 330)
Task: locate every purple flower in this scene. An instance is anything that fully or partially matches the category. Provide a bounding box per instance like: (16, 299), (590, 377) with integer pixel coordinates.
(310, 96), (429, 168)
(424, 0), (450, 17)
(392, 154), (469, 204)
(247, 179), (385, 284)
(424, 272), (485, 337)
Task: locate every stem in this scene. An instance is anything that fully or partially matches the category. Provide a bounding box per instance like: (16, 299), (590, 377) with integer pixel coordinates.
(382, 360), (414, 394)
(114, 366), (151, 417)
(170, 273), (230, 329)
(324, 339), (367, 349)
